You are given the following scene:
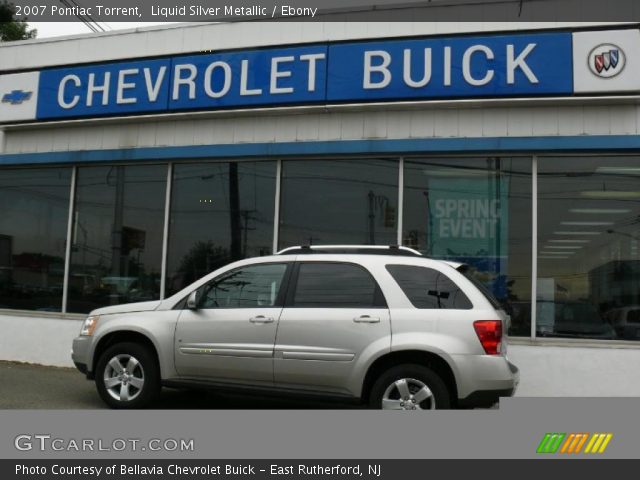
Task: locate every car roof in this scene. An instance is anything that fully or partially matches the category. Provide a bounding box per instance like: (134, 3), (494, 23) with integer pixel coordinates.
(276, 244), (423, 257)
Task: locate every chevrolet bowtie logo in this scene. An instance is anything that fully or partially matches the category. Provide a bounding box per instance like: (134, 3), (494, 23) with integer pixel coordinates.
(2, 90), (32, 105)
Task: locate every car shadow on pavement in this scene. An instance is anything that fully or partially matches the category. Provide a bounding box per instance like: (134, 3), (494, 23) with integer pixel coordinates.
(0, 361), (359, 409)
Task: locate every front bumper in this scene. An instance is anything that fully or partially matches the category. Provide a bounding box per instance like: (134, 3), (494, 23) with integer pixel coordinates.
(71, 335), (93, 378)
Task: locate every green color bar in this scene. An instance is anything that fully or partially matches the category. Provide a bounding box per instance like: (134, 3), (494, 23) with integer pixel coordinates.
(537, 433), (553, 453)
(549, 433), (566, 453)
(536, 433), (567, 454)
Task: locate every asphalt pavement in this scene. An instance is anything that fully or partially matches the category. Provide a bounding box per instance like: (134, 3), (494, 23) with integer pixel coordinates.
(0, 361), (358, 409)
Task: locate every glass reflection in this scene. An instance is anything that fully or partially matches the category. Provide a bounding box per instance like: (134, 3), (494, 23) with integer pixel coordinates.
(279, 159), (399, 247)
(402, 157), (533, 335)
(68, 165), (167, 313)
(537, 156), (640, 340)
(166, 161), (276, 296)
(0, 168), (71, 311)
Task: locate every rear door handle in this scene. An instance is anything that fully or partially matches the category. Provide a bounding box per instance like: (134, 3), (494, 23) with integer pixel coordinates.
(353, 315), (380, 323)
(250, 316), (274, 324)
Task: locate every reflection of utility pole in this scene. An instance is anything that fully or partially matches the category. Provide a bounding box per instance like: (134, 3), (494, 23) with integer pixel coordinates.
(239, 209), (257, 257)
(111, 166), (125, 277)
(73, 211), (89, 274)
(368, 190), (375, 245)
(367, 191), (391, 245)
(423, 191), (432, 254)
(229, 163), (241, 260)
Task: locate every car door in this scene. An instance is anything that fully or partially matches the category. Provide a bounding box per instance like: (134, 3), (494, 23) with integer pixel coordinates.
(274, 261), (391, 393)
(174, 262), (290, 385)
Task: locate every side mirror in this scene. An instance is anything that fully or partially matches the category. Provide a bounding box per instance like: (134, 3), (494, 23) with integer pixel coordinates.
(186, 290), (200, 310)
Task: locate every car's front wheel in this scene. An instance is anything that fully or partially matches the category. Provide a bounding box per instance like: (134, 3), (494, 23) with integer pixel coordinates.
(369, 364), (450, 410)
(95, 342), (160, 409)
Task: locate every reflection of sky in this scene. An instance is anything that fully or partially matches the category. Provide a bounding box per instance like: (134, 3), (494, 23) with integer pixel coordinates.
(167, 162), (277, 278)
(0, 168), (71, 257)
(71, 165), (167, 273)
(279, 159), (399, 246)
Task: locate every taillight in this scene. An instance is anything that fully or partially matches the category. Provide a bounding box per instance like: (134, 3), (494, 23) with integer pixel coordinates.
(473, 320), (502, 355)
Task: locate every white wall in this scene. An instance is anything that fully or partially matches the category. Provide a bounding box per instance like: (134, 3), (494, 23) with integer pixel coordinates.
(2, 312), (640, 397)
(508, 344), (640, 396)
(0, 314), (82, 367)
(4, 103), (640, 154)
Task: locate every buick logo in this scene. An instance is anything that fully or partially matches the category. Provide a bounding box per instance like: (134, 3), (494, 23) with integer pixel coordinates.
(588, 43), (625, 78)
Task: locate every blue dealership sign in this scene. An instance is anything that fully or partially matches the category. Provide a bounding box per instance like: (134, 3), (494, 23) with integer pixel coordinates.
(37, 59), (172, 119)
(169, 45), (328, 111)
(32, 31), (574, 121)
(327, 32), (573, 101)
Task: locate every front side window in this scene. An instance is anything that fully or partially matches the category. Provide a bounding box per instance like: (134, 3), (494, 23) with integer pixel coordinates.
(292, 262), (383, 308)
(199, 263), (287, 309)
(386, 264), (472, 309)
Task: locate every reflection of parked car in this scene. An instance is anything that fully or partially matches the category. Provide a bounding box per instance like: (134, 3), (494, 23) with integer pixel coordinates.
(539, 301), (616, 340)
(101, 276), (139, 295)
(72, 245), (519, 409)
(604, 306), (640, 340)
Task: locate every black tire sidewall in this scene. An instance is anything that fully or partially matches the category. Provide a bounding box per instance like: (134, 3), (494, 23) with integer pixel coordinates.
(95, 342), (160, 409)
(369, 364), (451, 410)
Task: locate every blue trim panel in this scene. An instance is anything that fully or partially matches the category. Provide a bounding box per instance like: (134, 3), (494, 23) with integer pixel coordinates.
(2, 135), (640, 166)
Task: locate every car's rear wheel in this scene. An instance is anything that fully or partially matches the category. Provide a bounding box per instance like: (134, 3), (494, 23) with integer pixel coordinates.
(369, 364), (450, 410)
(95, 342), (160, 409)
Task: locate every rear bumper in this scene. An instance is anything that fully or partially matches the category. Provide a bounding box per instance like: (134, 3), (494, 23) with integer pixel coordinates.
(458, 361), (519, 408)
(458, 387), (515, 408)
(451, 353), (520, 400)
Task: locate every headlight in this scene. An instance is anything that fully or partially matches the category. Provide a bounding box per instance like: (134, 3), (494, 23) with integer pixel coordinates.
(80, 315), (100, 336)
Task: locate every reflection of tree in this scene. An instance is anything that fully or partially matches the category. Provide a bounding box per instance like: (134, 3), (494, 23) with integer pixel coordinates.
(175, 241), (230, 290)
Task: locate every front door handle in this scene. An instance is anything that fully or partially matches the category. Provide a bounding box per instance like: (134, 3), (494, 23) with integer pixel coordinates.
(353, 315), (380, 323)
(250, 316), (274, 324)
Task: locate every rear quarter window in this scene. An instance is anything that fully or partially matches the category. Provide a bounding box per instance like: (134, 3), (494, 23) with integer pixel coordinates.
(386, 264), (472, 310)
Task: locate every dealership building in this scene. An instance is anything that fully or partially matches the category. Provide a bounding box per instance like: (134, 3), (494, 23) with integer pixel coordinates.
(1, 21), (640, 396)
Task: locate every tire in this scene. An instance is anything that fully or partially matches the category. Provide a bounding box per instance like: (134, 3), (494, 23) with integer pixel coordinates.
(369, 364), (450, 410)
(95, 342), (161, 409)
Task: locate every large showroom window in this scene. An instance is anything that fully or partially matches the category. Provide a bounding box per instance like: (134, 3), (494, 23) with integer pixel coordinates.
(279, 159), (399, 248)
(67, 165), (167, 313)
(537, 156), (640, 341)
(166, 161), (276, 296)
(0, 167), (71, 312)
(402, 157), (533, 336)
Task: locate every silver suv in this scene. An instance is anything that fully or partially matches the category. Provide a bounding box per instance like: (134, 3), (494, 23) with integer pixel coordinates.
(72, 245), (519, 409)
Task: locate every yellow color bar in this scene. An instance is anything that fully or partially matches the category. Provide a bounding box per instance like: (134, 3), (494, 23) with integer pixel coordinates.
(586, 433), (613, 454)
(598, 434), (613, 453)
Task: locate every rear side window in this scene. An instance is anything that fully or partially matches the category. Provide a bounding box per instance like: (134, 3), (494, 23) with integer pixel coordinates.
(386, 265), (472, 310)
(292, 262), (385, 308)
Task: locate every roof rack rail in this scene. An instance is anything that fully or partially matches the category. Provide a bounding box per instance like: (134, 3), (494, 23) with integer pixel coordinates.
(276, 245), (423, 257)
